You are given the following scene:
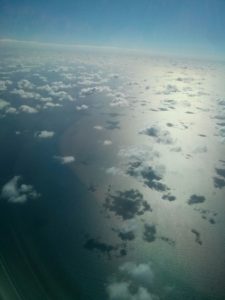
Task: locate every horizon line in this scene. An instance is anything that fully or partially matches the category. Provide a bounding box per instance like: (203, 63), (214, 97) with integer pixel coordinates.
(0, 38), (224, 63)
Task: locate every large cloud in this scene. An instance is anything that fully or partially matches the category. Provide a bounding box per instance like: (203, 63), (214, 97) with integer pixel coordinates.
(1, 176), (40, 204)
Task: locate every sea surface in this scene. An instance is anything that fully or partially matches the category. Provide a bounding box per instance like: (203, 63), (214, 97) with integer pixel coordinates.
(0, 41), (225, 300)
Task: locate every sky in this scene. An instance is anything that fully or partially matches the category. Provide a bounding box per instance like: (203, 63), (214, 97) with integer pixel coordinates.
(0, 0), (225, 58)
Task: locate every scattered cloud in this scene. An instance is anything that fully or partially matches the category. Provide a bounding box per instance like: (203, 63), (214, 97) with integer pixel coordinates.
(108, 92), (129, 107)
(106, 120), (120, 130)
(79, 85), (111, 97)
(54, 155), (75, 164)
(11, 88), (41, 100)
(94, 125), (104, 130)
(119, 262), (154, 288)
(118, 145), (160, 162)
(143, 224), (157, 243)
(139, 125), (174, 145)
(5, 107), (18, 114)
(0, 80), (12, 91)
(107, 282), (154, 300)
(1, 176), (40, 204)
(37, 84), (75, 101)
(106, 261), (158, 300)
(127, 161), (168, 192)
(19, 105), (38, 113)
(106, 167), (124, 176)
(191, 229), (202, 245)
(17, 79), (34, 90)
(0, 99), (10, 110)
(114, 220), (138, 242)
(43, 102), (62, 109)
(76, 104), (88, 111)
(35, 130), (55, 139)
(103, 140), (113, 146)
(187, 194), (205, 205)
(104, 189), (151, 220)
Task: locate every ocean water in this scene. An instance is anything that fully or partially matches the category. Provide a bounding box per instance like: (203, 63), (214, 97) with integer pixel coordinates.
(0, 41), (224, 300)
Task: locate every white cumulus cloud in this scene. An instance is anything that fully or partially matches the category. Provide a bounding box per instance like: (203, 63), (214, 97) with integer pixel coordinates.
(1, 176), (40, 204)
(19, 105), (38, 114)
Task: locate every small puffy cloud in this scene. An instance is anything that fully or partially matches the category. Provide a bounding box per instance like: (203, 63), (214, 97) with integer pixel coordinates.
(187, 194), (205, 205)
(106, 261), (157, 300)
(17, 79), (34, 90)
(54, 155), (75, 164)
(76, 104), (88, 111)
(5, 107), (18, 114)
(107, 281), (131, 300)
(119, 146), (159, 162)
(108, 92), (129, 107)
(1, 176), (40, 204)
(51, 90), (74, 101)
(107, 282), (153, 300)
(19, 105), (38, 114)
(119, 262), (154, 288)
(94, 125), (103, 130)
(39, 96), (53, 102)
(0, 99), (10, 110)
(0, 80), (12, 91)
(35, 130), (55, 139)
(79, 85), (111, 97)
(106, 167), (124, 176)
(103, 140), (112, 146)
(116, 219), (138, 241)
(43, 102), (62, 109)
(11, 89), (41, 100)
(139, 125), (174, 145)
(37, 84), (75, 101)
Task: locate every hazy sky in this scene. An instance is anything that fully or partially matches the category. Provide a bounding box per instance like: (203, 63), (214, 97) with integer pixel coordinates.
(0, 0), (225, 58)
